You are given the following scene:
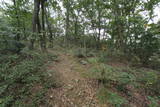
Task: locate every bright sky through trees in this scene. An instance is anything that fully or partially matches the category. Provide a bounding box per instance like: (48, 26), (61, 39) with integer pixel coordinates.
(0, 0), (160, 23)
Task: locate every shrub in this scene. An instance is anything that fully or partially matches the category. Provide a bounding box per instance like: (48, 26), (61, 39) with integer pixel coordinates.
(98, 88), (128, 107)
(0, 50), (58, 106)
(148, 96), (159, 107)
(149, 53), (160, 70)
(89, 64), (136, 90)
(0, 40), (25, 54)
(74, 48), (86, 58)
(130, 55), (142, 66)
(136, 69), (160, 95)
(99, 51), (108, 63)
(98, 50), (127, 63)
(86, 50), (96, 57)
(87, 57), (99, 64)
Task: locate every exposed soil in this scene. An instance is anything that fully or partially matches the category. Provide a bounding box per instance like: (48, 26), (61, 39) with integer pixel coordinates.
(44, 51), (108, 107)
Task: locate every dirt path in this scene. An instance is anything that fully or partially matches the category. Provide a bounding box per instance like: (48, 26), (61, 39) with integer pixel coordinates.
(46, 51), (108, 107)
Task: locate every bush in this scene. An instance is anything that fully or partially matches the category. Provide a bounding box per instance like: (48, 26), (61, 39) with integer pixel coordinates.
(0, 50), (57, 106)
(148, 96), (159, 107)
(98, 50), (127, 63)
(99, 51), (109, 63)
(149, 53), (160, 70)
(0, 40), (25, 54)
(89, 64), (136, 88)
(87, 57), (99, 64)
(130, 55), (142, 66)
(98, 88), (128, 107)
(74, 48), (86, 58)
(142, 71), (159, 95)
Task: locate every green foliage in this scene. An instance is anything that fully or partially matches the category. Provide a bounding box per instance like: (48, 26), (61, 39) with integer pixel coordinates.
(98, 51), (109, 63)
(98, 88), (128, 107)
(89, 64), (136, 93)
(0, 50), (58, 106)
(0, 0), (160, 106)
(148, 96), (159, 107)
(89, 62), (160, 106)
(149, 53), (160, 70)
(87, 57), (99, 64)
(0, 40), (25, 54)
(0, 96), (14, 107)
(98, 50), (126, 63)
(74, 48), (86, 58)
(143, 72), (158, 86)
(137, 70), (160, 95)
(32, 89), (47, 106)
(86, 50), (96, 57)
(130, 55), (141, 66)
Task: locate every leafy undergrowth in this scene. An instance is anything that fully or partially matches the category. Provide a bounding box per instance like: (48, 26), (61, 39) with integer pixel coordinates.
(86, 56), (160, 107)
(98, 87), (128, 107)
(0, 50), (58, 107)
(72, 47), (160, 107)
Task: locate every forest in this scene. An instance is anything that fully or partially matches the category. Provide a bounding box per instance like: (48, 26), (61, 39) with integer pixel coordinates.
(0, 0), (160, 107)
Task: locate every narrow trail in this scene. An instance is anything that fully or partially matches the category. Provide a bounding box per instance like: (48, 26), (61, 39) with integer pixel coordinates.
(46, 51), (108, 107)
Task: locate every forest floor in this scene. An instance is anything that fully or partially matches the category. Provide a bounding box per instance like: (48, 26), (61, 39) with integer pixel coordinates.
(36, 47), (160, 107)
(45, 50), (108, 107)
(1, 46), (159, 107)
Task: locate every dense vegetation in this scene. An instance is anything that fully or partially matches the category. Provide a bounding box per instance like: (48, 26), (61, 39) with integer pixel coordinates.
(0, 0), (160, 107)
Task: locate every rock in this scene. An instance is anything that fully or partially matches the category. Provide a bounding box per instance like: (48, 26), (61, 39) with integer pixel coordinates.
(75, 79), (79, 83)
(48, 73), (52, 77)
(80, 60), (88, 65)
(67, 84), (74, 90)
(78, 91), (82, 96)
(72, 79), (79, 83)
(50, 95), (53, 99)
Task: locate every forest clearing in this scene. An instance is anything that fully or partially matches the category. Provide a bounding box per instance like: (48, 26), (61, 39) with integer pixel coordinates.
(0, 0), (160, 107)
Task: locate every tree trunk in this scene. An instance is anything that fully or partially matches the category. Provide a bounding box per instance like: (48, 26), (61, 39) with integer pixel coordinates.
(45, 7), (54, 48)
(98, 8), (101, 42)
(65, 0), (70, 43)
(97, 7), (101, 49)
(40, 0), (46, 50)
(30, 0), (41, 49)
(13, 0), (20, 41)
(74, 15), (78, 42)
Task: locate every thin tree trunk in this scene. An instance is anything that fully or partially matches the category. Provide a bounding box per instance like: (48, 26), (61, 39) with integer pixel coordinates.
(45, 7), (54, 48)
(97, 7), (101, 49)
(74, 15), (78, 42)
(98, 9), (101, 42)
(30, 0), (41, 49)
(40, 0), (46, 50)
(13, 0), (20, 41)
(65, 0), (70, 43)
